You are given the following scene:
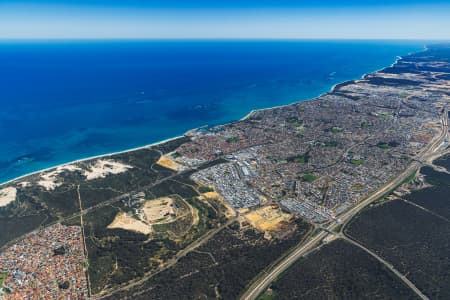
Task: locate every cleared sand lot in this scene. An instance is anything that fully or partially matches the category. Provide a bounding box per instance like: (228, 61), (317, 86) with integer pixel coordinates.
(108, 197), (186, 235)
(245, 205), (292, 232)
(142, 197), (177, 224)
(107, 212), (152, 235)
(156, 155), (183, 171)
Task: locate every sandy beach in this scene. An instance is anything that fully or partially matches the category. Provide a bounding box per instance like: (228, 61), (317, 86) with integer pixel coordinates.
(0, 135), (184, 187)
(0, 47), (425, 189)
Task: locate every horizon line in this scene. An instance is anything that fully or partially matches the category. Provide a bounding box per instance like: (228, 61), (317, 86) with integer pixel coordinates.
(0, 37), (448, 42)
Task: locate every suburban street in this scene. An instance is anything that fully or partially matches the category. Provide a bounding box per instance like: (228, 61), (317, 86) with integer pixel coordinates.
(241, 107), (449, 300)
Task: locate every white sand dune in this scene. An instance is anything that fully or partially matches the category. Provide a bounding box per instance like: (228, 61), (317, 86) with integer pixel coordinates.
(83, 159), (133, 180)
(37, 165), (82, 191)
(0, 187), (17, 207)
(18, 181), (31, 188)
(35, 159), (131, 189)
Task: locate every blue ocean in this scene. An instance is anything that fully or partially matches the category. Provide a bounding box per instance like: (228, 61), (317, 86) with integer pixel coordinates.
(0, 40), (423, 183)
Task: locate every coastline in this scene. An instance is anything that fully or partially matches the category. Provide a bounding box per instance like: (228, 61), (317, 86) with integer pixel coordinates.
(0, 46), (428, 188)
(241, 45), (427, 121)
(0, 135), (184, 187)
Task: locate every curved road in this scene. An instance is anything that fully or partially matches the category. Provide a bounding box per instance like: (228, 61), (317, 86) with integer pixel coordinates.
(241, 108), (448, 300)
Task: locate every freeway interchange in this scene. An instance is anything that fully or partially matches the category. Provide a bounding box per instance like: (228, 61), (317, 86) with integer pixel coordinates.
(241, 108), (449, 300)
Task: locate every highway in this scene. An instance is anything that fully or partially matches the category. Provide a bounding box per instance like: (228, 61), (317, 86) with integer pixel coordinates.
(241, 163), (421, 300)
(241, 107), (448, 300)
(95, 217), (238, 299)
(5, 108), (446, 299)
(0, 156), (220, 253)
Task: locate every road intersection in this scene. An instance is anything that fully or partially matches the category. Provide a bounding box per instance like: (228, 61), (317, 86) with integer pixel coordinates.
(241, 108), (449, 300)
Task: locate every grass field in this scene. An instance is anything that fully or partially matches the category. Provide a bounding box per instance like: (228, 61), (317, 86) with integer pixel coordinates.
(0, 272), (8, 287)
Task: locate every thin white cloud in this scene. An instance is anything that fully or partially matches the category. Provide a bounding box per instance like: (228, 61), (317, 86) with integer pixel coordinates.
(0, 4), (449, 39)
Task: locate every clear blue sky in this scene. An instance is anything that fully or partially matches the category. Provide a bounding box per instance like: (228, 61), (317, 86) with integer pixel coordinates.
(0, 0), (449, 39)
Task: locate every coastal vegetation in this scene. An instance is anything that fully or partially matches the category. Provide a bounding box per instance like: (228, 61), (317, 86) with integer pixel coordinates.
(0, 213), (53, 248)
(403, 166), (450, 220)
(1, 45), (450, 299)
(84, 171), (230, 293)
(152, 137), (192, 155)
(104, 220), (312, 300)
(265, 239), (419, 299)
(346, 199), (450, 299)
